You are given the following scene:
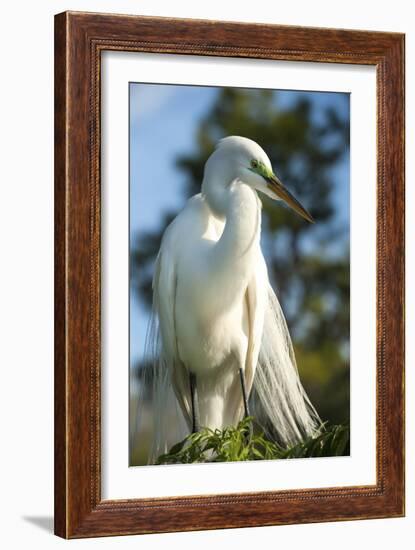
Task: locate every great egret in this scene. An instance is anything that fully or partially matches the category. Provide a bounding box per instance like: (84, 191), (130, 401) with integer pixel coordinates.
(142, 136), (321, 462)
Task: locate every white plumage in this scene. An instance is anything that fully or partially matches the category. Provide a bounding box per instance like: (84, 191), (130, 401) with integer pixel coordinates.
(140, 136), (321, 462)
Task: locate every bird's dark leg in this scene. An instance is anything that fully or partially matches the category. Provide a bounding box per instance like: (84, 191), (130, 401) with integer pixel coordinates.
(189, 372), (200, 433)
(239, 368), (250, 418)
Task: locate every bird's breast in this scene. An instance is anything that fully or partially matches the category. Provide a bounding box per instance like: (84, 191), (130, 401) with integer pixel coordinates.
(175, 282), (249, 377)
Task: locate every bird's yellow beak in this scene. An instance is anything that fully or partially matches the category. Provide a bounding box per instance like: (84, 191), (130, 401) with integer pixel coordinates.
(266, 174), (314, 223)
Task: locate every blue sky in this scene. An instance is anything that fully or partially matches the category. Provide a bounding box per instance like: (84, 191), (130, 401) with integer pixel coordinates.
(129, 83), (350, 364)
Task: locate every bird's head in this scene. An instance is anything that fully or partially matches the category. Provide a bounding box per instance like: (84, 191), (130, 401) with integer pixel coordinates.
(204, 136), (314, 223)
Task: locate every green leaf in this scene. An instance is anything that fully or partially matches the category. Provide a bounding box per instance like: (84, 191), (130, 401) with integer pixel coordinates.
(156, 418), (349, 465)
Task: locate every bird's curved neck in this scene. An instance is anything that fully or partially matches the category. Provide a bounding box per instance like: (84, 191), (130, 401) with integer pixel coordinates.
(216, 182), (261, 261)
(201, 147), (262, 285)
(203, 178), (261, 291)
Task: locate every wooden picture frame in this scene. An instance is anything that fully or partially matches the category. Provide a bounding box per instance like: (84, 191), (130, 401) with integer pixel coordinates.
(54, 11), (405, 538)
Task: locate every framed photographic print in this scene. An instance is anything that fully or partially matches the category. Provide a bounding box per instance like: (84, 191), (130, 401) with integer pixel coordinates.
(54, 11), (405, 538)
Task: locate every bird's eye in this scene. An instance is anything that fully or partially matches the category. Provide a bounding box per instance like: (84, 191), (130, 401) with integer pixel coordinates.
(251, 159), (258, 169)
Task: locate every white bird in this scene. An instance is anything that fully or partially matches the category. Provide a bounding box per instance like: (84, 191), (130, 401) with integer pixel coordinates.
(141, 136), (321, 462)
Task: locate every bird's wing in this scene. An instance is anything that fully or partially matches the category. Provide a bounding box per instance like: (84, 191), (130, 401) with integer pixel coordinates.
(244, 254), (267, 397)
(153, 234), (192, 426)
(139, 233), (192, 463)
(251, 281), (322, 446)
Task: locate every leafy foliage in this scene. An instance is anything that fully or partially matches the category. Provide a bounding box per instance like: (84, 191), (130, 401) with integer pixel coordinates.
(156, 417), (349, 464)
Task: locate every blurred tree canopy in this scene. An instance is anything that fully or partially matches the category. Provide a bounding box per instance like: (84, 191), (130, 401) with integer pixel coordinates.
(131, 88), (350, 427)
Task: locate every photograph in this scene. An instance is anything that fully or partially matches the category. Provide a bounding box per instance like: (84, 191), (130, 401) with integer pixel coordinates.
(129, 82), (351, 467)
